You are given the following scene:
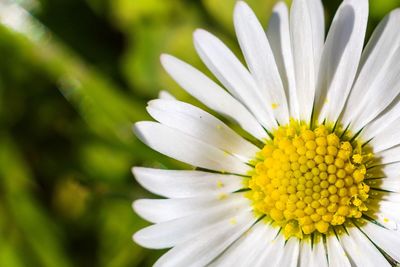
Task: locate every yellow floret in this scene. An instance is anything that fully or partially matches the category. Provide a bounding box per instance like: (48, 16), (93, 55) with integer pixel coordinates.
(246, 121), (371, 239)
(315, 220), (330, 233)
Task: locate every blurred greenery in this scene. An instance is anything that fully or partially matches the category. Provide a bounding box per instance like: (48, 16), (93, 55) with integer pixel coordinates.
(0, 0), (398, 266)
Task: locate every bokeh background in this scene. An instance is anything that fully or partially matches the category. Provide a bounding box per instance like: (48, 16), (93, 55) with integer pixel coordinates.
(0, 0), (398, 266)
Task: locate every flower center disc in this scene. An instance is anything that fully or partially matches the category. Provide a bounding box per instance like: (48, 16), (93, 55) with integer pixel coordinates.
(246, 121), (371, 238)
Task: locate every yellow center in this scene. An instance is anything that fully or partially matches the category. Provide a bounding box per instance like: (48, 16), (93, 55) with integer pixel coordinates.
(246, 121), (371, 238)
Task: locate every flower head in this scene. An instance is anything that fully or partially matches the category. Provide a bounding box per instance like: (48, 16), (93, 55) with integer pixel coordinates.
(133, 0), (400, 266)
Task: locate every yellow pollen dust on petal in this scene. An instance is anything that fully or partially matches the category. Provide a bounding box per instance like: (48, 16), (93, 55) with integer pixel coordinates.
(246, 120), (371, 239)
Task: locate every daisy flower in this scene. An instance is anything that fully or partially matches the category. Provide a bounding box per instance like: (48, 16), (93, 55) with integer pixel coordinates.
(132, 0), (400, 266)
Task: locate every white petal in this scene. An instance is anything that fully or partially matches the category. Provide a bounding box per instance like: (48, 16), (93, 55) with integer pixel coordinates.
(358, 9), (400, 69)
(158, 90), (176, 100)
(209, 222), (271, 267)
(342, 9), (400, 132)
(290, 0), (323, 122)
(368, 162), (400, 179)
(299, 240), (312, 267)
(356, 219), (400, 262)
(326, 234), (351, 267)
(216, 227), (299, 267)
(339, 225), (391, 267)
(234, 1), (289, 124)
(134, 194), (247, 224)
(193, 29), (277, 130)
(300, 236), (328, 267)
(374, 146), (400, 165)
(366, 178), (400, 193)
(147, 99), (259, 162)
(369, 118), (400, 152)
(315, 0), (368, 123)
(312, 235), (328, 267)
(302, 0), (325, 69)
(241, 224), (281, 267)
(267, 2), (299, 119)
(160, 54), (267, 141)
(360, 99), (400, 143)
(133, 193), (250, 249)
(254, 233), (286, 267)
(153, 210), (255, 267)
(367, 199), (400, 225)
(132, 167), (244, 199)
(275, 237), (300, 267)
(364, 208), (399, 231)
(134, 122), (251, 175)
(370, 190), (400, 202)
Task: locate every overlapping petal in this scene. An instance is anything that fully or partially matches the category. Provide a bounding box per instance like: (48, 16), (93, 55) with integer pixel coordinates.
(160, 54), (267, 141)
(193, 29), (278, 130)
(134, 122), (251, 175)
(267, 2), (298, 119)
(234, 1), (289, 124)
(342, 9), (400, 132)
(315, 0), (368, 123)
(146, 99), (259, 162)
(289, 0), (324, 122)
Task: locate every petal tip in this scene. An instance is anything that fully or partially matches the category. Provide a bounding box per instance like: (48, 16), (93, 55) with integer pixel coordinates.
(234, 0), (248, 11)
(273, 1), (287, 11)
(160, 53), (173, 65)
(234, 0), (254, 24)
(131, 166), (137, 176)
(132, 122), (142, 136)
(131, 166), (144, 180)
(132, 199), (142, 214)
(132, 231), (145, 246)
(193, 28), (209, 40)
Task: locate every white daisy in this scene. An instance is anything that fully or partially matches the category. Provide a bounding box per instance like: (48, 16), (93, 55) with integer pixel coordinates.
(132, 0), (400, 266)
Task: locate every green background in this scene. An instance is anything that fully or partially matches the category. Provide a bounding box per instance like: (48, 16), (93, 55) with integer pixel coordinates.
(0, 0), (398, 266)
